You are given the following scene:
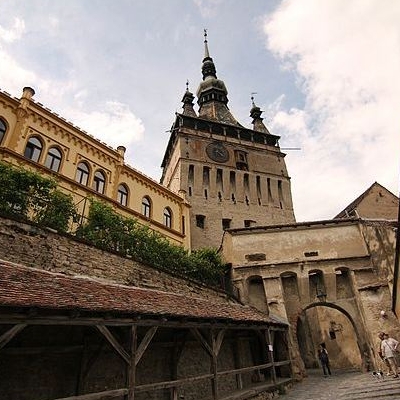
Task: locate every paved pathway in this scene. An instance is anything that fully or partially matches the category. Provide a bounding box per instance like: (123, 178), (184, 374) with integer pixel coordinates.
(280, 369), (400, 399)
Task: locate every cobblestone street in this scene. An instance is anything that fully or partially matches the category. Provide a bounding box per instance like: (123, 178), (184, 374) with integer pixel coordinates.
(280, 369), (400, 399)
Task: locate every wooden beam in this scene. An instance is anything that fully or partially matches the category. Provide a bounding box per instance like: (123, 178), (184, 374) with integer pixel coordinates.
(96, 325), (130, 365)
(0, 314), (272, 330)
(0, 324), (26, 351)
(135, 373), (214, 392)
(190, 328), (213, 356)
(54, 388), (128, 400)
(213, 329), (226, 357)
(216, 362), (273, 376)
(232, 336), (243, 389)
(266, 328), (276, 384)
(127, 325), (137, 400)
(211, 329), (225, 400)
(170, 331), (188, 400)
(135, 326), (157, 366)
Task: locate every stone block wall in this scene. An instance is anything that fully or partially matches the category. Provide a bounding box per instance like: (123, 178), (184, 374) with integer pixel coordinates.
(0, 215), (232, 304)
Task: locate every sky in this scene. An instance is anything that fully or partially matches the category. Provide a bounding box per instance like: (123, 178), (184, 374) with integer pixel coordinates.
(0, 0), (399, 222)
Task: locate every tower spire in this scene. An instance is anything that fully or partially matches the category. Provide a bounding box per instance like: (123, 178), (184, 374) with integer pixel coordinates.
(204, 29), (210, 58)
(201, 29), (217, 80)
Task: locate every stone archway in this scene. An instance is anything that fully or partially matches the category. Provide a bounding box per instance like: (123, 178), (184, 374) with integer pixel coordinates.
(296, 302), (367, 373)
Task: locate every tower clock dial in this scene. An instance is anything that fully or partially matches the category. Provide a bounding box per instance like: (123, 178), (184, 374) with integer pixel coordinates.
(206, 142), (229, 163)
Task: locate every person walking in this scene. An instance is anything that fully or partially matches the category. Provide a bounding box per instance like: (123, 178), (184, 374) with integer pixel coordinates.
(379, 332), (399, 378)
(318, 343), (331, 377)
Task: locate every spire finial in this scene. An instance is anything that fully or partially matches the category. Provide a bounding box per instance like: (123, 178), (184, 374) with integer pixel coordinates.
(186, 79), (190, 92)
(203, 28), (210, 58)
(251, 92), (257, 107)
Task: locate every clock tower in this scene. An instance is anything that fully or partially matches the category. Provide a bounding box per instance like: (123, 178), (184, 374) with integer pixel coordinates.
(161, 33), (296, 249)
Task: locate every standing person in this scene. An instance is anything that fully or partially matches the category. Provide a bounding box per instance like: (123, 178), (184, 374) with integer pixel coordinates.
(378, 332), (391, 375)
(380, 332), (399, 378)
(318, 343), (331, 377)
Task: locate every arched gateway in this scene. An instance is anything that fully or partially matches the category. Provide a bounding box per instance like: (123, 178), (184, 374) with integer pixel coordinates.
(224, 218), (400, 378)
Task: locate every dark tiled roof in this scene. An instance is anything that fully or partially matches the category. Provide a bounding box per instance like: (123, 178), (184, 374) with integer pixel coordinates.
(0, 260), (277, 325)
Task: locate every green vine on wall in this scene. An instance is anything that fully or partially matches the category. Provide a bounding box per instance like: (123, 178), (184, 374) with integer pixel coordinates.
(0, 161), (77, 232)
(77, 199), (228, 286)
(0, 161), (228, 287)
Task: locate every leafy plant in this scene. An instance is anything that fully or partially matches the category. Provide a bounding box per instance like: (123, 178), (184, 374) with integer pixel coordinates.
(35, 190), (78, 232)
(0, 161), (78, 231)
(78, 198), (227, 286)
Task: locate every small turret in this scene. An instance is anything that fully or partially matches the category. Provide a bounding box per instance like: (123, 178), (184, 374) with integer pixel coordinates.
(250, 95), (269, 133)
(181, 80), (197, 117)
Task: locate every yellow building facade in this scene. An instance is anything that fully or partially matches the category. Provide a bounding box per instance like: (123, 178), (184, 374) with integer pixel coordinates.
(0, 87), (191, 248)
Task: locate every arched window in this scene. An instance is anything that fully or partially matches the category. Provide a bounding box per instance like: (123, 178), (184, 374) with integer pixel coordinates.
(142, 196), (151, 218)
(44, 147), (62, 172)
(0, 119), (6, 144)
(117, 184), (128, 206)
(93, 170), (106, 194)
(163, 207), (172, 228)
(75, 162), (90, 186)
(24, 136), (43, 162)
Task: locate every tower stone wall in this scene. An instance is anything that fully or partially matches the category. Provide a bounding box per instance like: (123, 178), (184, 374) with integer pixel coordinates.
(161, 35), (295, 249)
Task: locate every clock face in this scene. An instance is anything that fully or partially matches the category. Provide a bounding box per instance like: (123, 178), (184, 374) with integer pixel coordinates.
(206, 142), (229, 163)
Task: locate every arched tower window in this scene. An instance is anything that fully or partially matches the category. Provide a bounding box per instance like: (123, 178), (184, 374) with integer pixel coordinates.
(0, 118), (7, 144)
(24, 136), (43, 162)
(117, 184), (129, 207)
(75, 162), (90, 186)
(93, 170), (106, 194)
(44, 147), (62, 172)
(163, 207), (172, 228)
(142, 196), (151, 218)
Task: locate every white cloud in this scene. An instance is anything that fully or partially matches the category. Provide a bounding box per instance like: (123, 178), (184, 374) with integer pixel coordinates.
(263, 0), (400, 221)
(66, 101), (145, 150)
(0, 17), (144, 157)
(0, 17), (25, 43)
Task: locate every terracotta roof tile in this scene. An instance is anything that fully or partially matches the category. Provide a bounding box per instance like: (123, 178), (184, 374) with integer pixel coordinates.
(0, 260), (275, 325)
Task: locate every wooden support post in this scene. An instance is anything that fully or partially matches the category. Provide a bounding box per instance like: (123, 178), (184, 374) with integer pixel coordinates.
(126, 325), (137, 400)
(266, 328), (276, 384)
(191, 328), (225, 400)
(232, 335), (243, 389)
(0, 324), (26, 351)
(135, 326), (157, 366)
(211, 329), (225, 399)
(170, 331), (187, 400)
(96, 325), (130, 365)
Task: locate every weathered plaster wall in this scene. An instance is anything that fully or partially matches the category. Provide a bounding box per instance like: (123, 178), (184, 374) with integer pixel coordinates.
(224, 219), (400, 375)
